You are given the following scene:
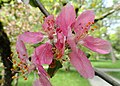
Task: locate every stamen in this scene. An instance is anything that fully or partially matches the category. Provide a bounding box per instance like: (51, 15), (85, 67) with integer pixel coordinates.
(86, 24), (89, 27)
(92, 22), (94, 24)
(49, 59), (56, 68)
(13, 60), (16, 64)
(12, 76), (17, 79)
(24, 77), (27, 80)
(91, 28), (94, 31)
(10, 52), (13, 57)
(88, 22), (91, 25)
(17, 52), (19, 54)
(94, 26), (97, 29)
(23, 54), (26, 56)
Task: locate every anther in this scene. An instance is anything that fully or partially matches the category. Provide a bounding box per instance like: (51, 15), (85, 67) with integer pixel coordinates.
(18, 63), (21, 66)
(13, 61), (16, 64)
(86, 24), (89, 27)
(92, 22), (94, 24)
(17, 52), (19, 54)
(91, 29), (94, 31)
(12, 76), (17, 79)
(23, 54), (26, 56)
(10, 52), (13, 57)
(94, 26), (97, 29)
(86, 31), (88, 33)
(88, 22), (91, 25)
(23, 76), (27, 80)
(20, 61), (23, 64)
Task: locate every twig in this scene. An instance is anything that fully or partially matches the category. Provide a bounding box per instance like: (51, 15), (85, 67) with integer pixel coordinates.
(34, 1), (120, 86)
(95, 3), (120, 23)
(35, 0), (49, 17)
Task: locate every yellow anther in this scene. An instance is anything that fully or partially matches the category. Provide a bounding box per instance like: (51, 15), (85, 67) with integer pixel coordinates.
(92, 22), (94, 24)
(23, 76), (28, 80)
(18, 63), (21, 66)
(17, 52), (19, 54)
(24, 65), (27, 69)
(20, 61), (23, 64)
(12, 76), (17, 79)
(86, 24), (89, 27)
(94, 26), (98, 29)
(13, 60), (16, 64)
(21, 70), (25, 74)
(91, 28), (94, 31)
(10, 52), (13, 57)
(24, 77), (27, 80)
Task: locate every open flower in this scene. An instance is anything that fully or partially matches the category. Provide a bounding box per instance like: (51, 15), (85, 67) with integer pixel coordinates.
(16, 3), (111, 86)
(56, 4), (111, 78)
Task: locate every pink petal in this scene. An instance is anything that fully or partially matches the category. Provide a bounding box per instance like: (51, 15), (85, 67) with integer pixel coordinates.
(19, 32), (43, 44)
(42, 15), (55, 39)
(34, 43), (53, 65)
(67, 27), (77, 52)
(33, 65), (52, 86)
(42, 15), (54, 31)
(55, 31), (65, 54)
(56, 4), (76, 36)
(16, 37), (28, 63)
(33, 77), (51, 86)
(74, 10), (95, 33)
(33, 79), (42, 86)
(83, 36), (111, 54)
(69, 49), (94, 78)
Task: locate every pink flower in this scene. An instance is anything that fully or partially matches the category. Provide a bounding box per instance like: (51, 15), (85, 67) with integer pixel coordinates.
(56, 4), (111, 78)
(16, 3), (112, 86)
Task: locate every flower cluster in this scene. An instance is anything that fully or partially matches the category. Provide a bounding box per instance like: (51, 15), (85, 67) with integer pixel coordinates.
(15, 4), (111, 86)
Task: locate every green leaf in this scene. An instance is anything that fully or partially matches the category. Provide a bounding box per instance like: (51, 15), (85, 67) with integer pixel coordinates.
(47, 59), (62, 78)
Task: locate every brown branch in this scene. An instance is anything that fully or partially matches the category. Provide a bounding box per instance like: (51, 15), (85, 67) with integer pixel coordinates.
(95, 3), (120, 23)
(35, 0), (49, 17)
(34, 1), (120, 86)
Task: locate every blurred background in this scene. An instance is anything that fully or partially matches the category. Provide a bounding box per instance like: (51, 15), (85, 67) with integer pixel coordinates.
(0, 0), (120, 86)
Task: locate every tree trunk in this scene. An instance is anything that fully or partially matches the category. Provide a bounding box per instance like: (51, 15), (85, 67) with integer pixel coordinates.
(0, 21), (13, 86)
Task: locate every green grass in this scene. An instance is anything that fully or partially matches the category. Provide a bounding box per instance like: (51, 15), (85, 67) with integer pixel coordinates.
(17, 70), (90, 86)
(107, 72), (120, 80)
(91, 60), (120, 68)
(50, 70), (90, 86)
